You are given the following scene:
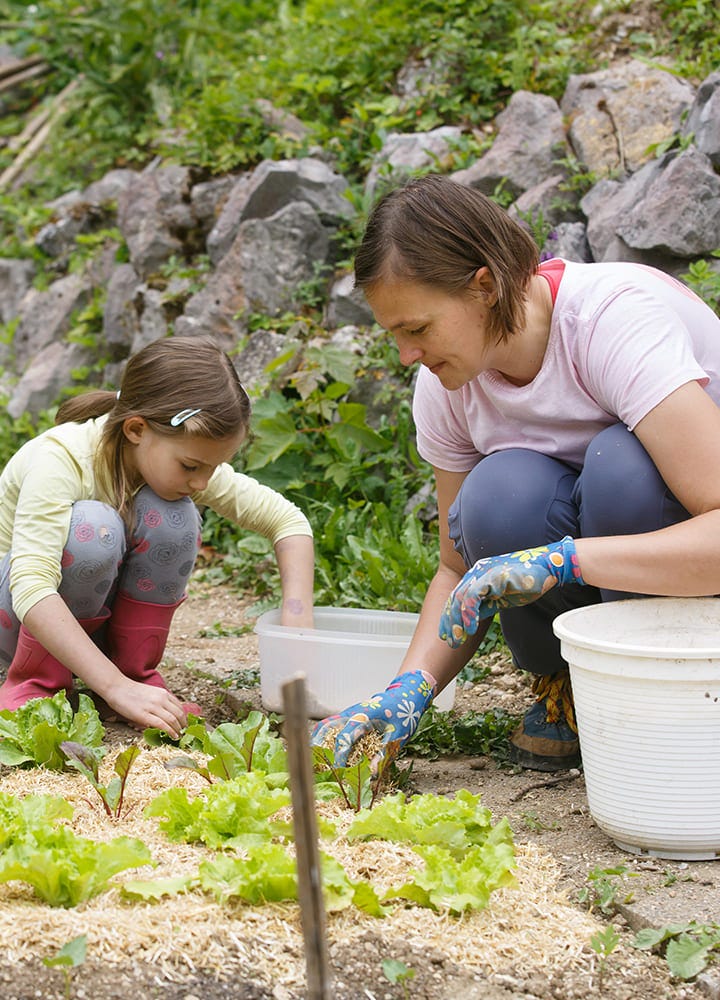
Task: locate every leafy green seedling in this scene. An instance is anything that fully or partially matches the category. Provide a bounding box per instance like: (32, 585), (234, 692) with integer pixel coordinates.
(43, 935), (87, 1000)
(312, 739), (401, 812)
(0, 692), (104, 769)
(382, 958), (415, 997)
(61, 742), (140, 818)
(145, 711), (287, 781)
(590, 923), (620, 987)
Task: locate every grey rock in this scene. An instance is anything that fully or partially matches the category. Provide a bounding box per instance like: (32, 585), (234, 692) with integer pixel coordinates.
(239, 157), (351, 226)
(617, 147), (720, 257)
(581, 156), (666, 261)
(190, 175), (237, 235)
(541, 223), (592, 263)
(452, 91), (568, 198)
(365, 126), (463, 196)
(509, 173), (582, 228)
(0, 258), (35, 325)
(102, 263), (143, 356)
(683, 70), (720, 167)
(255, 99), (311, 142)
(117, 165), (193, 278)
(7, 340), (93, 419)
(131, 286), (172, 354)
(238, 201), (331, 317)
(13, 273), (92, 370)
(81, 169), (138, 206)
(561, 59), (694, 176)
(206, 173), (254, 266)
(325, 274), (375, 329)
(234, 328), (302, 394)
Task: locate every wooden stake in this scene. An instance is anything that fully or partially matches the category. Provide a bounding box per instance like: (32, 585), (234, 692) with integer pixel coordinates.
(281, 675), (332, 1000)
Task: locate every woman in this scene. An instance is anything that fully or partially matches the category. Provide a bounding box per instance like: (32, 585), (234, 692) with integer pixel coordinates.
(312, 172), (720, 772)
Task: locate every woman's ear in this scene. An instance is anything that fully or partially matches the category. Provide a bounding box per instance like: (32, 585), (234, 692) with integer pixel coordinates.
(122, 416), (147, 445)
(469, 266), (498, 306)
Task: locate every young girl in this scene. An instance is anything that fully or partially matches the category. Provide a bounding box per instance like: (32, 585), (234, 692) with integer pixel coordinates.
(0, 336), (314, 738)
(313, 172), (720, 772)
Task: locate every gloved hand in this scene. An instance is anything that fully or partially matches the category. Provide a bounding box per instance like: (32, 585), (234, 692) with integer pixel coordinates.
(310, 669), (436, 766)
(440, 535), (584, 648)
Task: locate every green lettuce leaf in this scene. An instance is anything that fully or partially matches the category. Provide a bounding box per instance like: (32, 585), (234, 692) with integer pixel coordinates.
(144, 772), (291, 848)
(0, 826), (153, 907)
(384, 832), (516, 915)
(347, 789), (500, 857)
(197, 845), (297, 904)
(0, 692), (104, 770)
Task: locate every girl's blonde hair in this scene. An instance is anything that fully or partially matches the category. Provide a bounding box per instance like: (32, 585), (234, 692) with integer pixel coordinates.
(354, 173), (539, 343)
(55, 336), (251, 522)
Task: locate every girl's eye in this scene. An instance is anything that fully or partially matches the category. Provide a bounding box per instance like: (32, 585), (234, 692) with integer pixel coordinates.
(181, 463), (197, 472)
(408, 325), (427, 336)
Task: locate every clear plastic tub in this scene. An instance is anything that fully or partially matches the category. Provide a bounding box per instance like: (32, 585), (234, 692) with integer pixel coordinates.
(554, 597), (720, 860)
(256, 606), (456, 718)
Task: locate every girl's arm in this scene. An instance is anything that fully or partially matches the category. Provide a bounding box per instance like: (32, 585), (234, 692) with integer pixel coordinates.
(22, 594), (187, 738)
(274, 533), (315, 627)
(577, 382), (720, 594)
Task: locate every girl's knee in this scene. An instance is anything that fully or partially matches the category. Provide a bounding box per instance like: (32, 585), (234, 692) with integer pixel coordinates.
(65, 501), (126, 565)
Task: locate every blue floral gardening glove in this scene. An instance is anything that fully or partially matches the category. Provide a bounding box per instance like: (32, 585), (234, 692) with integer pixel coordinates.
(310, 669), (437, 766)
(440, 536), (585, 649)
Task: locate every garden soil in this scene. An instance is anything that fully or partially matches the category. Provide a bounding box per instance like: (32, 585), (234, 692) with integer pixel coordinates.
(1, 579), (718, 1000)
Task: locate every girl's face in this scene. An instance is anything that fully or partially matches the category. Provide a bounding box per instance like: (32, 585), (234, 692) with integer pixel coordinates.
(123, 419), (245, 500)
(365, 270), (497, 391)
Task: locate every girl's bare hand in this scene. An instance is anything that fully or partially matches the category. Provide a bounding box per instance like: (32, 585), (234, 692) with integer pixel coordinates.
(103, 677), (187, 739)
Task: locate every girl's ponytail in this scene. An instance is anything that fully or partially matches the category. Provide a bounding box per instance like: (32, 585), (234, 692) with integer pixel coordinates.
(55, 390), (117, 425)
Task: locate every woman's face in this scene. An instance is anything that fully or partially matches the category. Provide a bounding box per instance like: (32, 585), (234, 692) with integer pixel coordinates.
(123, 420), (244, 500)
(365, 272), (496, 391)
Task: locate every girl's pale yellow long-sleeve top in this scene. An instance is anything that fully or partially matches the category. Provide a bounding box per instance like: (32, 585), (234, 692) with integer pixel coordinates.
(0, 415), (312, 623)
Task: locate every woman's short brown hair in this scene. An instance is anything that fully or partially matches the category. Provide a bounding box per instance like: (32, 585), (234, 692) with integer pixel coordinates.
(354, 173), (539, 343)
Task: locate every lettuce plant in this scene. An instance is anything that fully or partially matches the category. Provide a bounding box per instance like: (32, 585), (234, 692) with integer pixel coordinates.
(0, 825), (153, 907)
(0, 692), (104, 770)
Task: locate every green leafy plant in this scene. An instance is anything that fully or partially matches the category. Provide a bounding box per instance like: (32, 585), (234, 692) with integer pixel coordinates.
(681, 251), (720, 317)
(144, 771), (292, 850)
(151, 710), (288, 781)
(409, 705), (519, 762)
(382, 957), (415, 996)
(0, 824), (152, 907)
(578, 864), (637, 913)
(0, 692), (104, 770)
(43, 935), (87, 1000)
(633, 921), (720, 981)
(312, 740), (402, 812)
(0, 790), (73, 850)
(61, 742), (140, 818)
(590, 923), (621, 988)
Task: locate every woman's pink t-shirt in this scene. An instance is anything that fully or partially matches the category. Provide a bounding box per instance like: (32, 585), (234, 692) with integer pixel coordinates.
(413, 259), (720, 471)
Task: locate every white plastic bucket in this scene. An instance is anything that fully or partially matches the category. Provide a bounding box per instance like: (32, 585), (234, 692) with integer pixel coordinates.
(256, 606), (456, 719)
(553, 597), (720, 860)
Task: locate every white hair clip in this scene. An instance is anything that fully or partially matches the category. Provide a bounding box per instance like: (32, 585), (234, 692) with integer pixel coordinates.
(170, 407), (202, 427)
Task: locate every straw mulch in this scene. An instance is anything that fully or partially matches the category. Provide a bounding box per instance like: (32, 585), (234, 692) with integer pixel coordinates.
(0, 745), (605, 991)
